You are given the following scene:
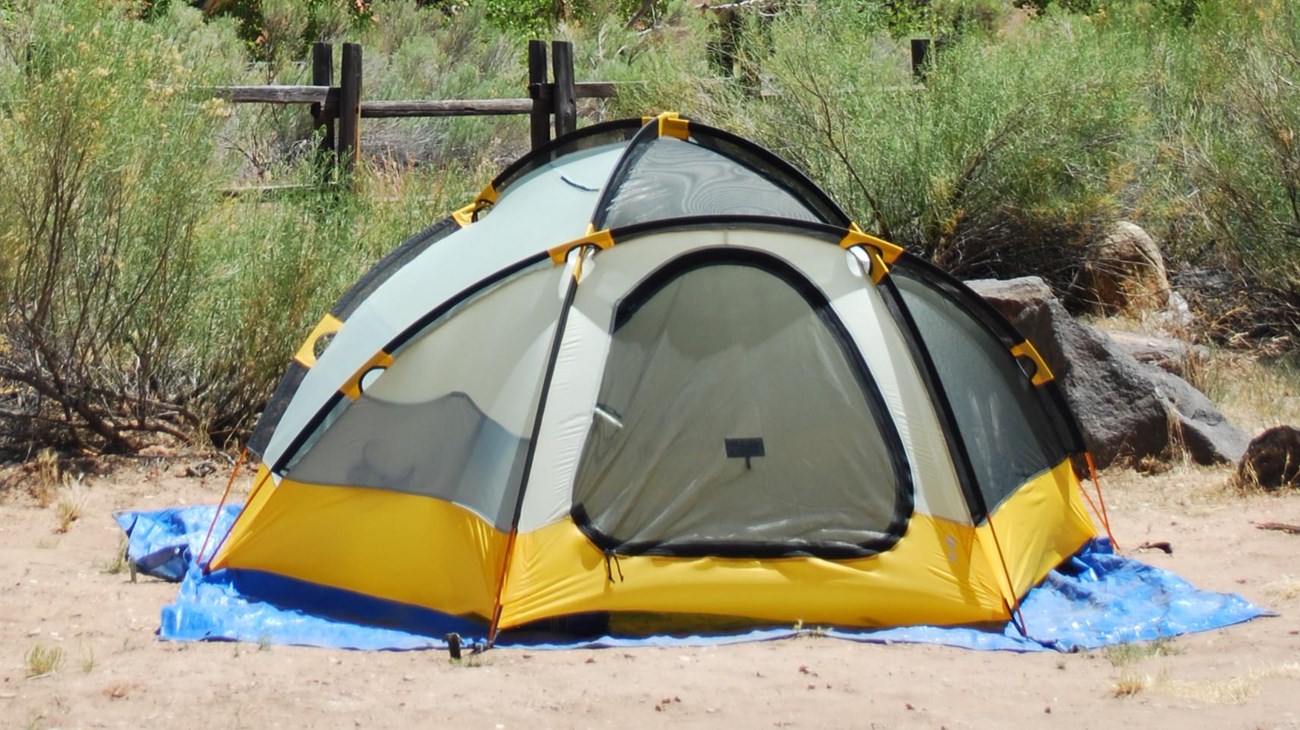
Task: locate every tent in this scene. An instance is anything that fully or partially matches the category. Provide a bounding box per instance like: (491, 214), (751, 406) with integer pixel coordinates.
(207, 113), (1099, 641)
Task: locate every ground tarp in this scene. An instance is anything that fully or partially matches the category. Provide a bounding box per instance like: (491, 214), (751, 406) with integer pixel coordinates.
(115, 506), (1269, 653)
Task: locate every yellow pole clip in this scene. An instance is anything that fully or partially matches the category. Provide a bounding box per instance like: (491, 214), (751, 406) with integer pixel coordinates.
(641, 111), (689, 141)
(451, 182), (500, 228)
(292, 313), (344, 368)
(839, 223), (904, 285)
(547, 227), (616, 265)
(340, 350), (395, 400)
(1010, 340), (1055, 386)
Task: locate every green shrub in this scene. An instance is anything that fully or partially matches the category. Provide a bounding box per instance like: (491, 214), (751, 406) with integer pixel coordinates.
(0, 0), (243, 452)
(1124, 0), (1300, 342)
(186, 164), (475, 446)
(728, 7), (1146, 289)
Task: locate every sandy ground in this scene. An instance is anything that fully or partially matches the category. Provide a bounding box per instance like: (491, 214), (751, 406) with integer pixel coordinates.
(2, 458), (1299, 730)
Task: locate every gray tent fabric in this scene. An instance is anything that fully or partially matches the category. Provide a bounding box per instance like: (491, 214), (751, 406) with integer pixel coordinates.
(284, 266), (566, 528)
(573, 256), (903, 553)
(895, 270), (1062, 513)
(601, 137), (822, 228)
(287, 393), (529, 529)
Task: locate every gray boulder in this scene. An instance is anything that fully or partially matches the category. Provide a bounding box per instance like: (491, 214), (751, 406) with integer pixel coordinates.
(1079, 221), (1172, 316)
(1139, 362), (1249, 465)
(1106, 330), (1209, 379)
(965, 276), (1248, 468)
(1237, 425), (1300, 489)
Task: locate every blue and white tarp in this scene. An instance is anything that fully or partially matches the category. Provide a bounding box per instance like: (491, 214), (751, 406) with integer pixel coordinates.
(115, 506), (1270, 653)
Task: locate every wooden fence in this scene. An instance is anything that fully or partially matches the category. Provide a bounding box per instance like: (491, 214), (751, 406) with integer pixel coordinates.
(214, 39), (616, 179)
(212, 32), (934, 185)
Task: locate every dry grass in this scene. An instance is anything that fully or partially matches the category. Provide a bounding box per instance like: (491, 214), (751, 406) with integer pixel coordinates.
(1103, 638), (1181, 667)
(1112, 668), (1163, 698)
(53, 480), (87, 534)
(1163, 674), (1260, 703)
(1161, 663), (1300, 705)
(1113, 662), (1300, 704)
(31, 449), (60, 507)
(1098, 462), (1240, 517)
(80, 646), (96, 674)
(1261, 576), (1300, 602)
(93, 537), (128, 575)
(25, 645), (64, 678)
(1198, 353), (1300, 435)
(1162, 404), (1193, 469)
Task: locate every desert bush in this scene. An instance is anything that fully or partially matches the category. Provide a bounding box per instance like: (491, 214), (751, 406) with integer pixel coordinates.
(0, 0), (245, 453)
(732, 6), (1146, 288)
(478, 0), (670, 36)
(0, 0), (515, 455)
(184, 163), (476, 446)
(1188, 4), (1300, 309)
(574, 4), (721, 120)
(358, 1), (528, 167)
(192, 0), (362, 65)
(1131, 0), (1300, 343)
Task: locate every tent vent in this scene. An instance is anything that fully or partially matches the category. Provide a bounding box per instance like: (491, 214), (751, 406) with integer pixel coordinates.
(724, 437), (765, 469)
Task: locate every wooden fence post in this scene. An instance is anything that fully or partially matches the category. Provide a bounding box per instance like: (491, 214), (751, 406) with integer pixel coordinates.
(338, 43), (363, 173)
(528, 40), (550, 150)
(911, 38), (932, 82)
(551, 40), (576, 139)
(311, 42), (335, 184)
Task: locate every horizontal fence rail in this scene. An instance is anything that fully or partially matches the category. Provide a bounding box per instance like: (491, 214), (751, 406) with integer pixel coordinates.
(209, 39), (615, 184)
(207, 31), (929, 191)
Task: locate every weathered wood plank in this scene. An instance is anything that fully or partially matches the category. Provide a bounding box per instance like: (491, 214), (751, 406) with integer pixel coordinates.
(361, 99), (533, 118)
(311, 42), (335, 158)
(207, 82), (611, 112)
(575, 81), (617, 99)
(214, 85), (331, 104)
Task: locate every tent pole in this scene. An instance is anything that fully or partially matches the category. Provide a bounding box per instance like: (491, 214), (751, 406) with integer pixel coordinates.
(487, 250), (587, 644)
(982, 510), (1028, 637)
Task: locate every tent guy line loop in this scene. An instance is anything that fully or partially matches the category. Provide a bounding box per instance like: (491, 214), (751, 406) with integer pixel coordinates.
(840, 224), (904, 284)
(604, 550), (625, 584)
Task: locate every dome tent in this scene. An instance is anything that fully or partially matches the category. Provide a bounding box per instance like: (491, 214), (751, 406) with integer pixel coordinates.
(208, 113), (1097, 641)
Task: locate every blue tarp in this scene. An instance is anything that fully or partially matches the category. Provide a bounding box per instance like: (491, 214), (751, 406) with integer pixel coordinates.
(115, 506), (1270, 653)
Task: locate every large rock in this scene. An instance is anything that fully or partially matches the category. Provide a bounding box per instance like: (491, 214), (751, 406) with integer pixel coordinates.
(1106, 330), (1209, 379)
(1237, 426), (1300, 489)
(1138, 362), (1248, 466)
(1079, 221), (1172, 316)
(966, 276), (1248, 468)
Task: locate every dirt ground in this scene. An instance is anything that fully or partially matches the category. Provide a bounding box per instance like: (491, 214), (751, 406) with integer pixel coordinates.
(2, 457), (1299, 730)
